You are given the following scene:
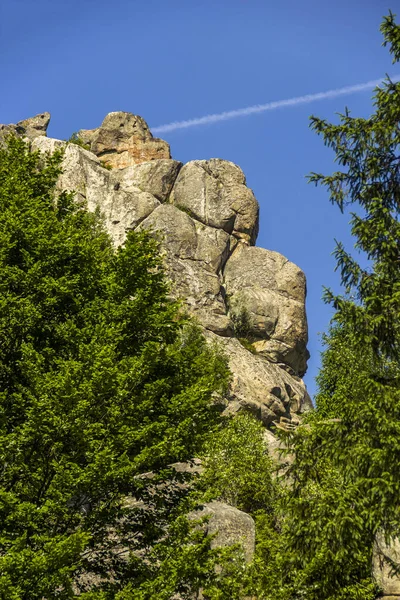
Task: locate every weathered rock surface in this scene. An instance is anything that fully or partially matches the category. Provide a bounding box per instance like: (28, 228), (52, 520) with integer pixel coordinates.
(170, 159), (259, 244)
(115, 159), (182, 202)
(206, 332), (312, 425)
(16, 111), (311, 428)
(138, 204), (233, 334)
(32, 137), (162, 247)
(195, 502), (256, 563)
(224, 245), (309, 376)
(373, 534), (400, 597)
(0, 112), (50, 145)
(78, 111), (171, 169)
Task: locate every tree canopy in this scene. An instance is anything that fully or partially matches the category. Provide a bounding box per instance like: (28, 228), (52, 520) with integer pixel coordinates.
(3, 12), (400, 600)
(0, 137), (230, 599)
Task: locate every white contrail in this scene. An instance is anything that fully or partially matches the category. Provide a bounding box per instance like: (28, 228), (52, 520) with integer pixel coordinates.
(152, 76), (400, 134)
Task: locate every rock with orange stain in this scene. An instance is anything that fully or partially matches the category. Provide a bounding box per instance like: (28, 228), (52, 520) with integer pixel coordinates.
(78, 111), (170, 169)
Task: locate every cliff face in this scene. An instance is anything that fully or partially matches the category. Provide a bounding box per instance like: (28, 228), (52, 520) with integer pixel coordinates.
(1, 111), (312, 431)
(4, 113), (400, 597)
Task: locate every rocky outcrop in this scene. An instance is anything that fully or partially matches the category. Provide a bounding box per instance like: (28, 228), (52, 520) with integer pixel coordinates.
(78, 111), (171, 169)
(169, 159), (259, 244)
(31, 136), (167, 247)
(224, 245), (309, 376)
(4, 111), (311, 428)
(206, 332), (312, 424)
(0, 112), (50, 145)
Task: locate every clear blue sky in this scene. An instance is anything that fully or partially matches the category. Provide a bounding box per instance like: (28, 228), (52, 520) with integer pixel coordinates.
(1, 0), (397, 398)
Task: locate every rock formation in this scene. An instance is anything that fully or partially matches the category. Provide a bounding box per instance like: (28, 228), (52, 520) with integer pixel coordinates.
(194, 502), (256, 563)
(0, 111), (312, 430)
(1, 111), (313, 574)
(78, 111), (171, 169)
(3, 110), (312, 432)
(0, 112), (50, 144)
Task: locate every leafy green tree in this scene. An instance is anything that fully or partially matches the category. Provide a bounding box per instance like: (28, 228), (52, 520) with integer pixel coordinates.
(0, 137), (230, 599)
(278, 12), (400, 599)
(196, 413), (286, 600)
(199, 413), (275, 514)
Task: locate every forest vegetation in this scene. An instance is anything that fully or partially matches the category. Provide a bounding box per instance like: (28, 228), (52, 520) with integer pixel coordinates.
(0, 12), (400, 600)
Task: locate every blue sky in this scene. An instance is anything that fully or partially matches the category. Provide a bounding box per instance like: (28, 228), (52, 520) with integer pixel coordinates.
(1, 0), (397, 398)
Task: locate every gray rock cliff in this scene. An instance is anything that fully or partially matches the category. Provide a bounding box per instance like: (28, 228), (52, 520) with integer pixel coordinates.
(2, 111), (312, 429)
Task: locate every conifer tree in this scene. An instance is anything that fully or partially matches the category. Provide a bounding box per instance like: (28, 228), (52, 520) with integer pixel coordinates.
(280, 12), (400, 599)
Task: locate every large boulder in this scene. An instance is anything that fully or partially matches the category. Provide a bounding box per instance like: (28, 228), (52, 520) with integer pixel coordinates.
(169, 159), (259, 244)
(115, 159), (182, 202)
(78, 111), (171, 169)
(195, 502), (255, 563)
(224, 244), (309, 376)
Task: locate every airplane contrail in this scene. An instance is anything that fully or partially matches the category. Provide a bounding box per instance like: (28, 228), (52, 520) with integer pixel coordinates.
(152, 76), (400, 134)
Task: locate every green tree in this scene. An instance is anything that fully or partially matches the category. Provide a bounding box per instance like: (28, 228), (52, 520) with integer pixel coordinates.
(0, 137), (230, 599)
(279, 11), (400, 599)
(196, 413), (287, 600)
(199, 413), (276, 514)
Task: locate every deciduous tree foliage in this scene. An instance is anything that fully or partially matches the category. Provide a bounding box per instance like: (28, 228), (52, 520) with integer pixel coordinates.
(199, 413), (275, 514)
(0, 137), (230, 599)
